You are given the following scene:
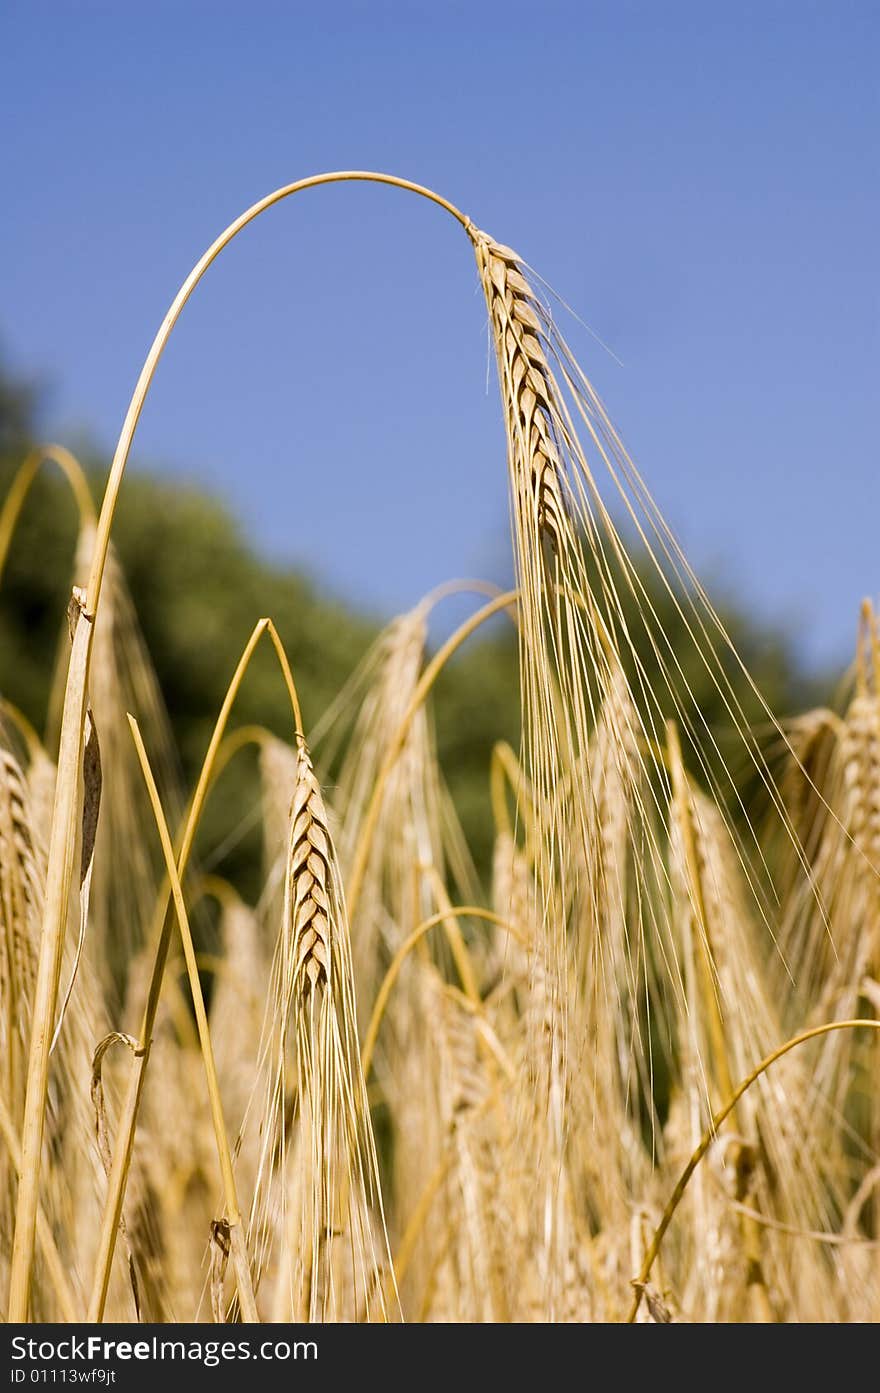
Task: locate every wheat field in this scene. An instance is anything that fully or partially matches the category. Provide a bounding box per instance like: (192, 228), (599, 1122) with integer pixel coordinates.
(1, 173), (878, 1324)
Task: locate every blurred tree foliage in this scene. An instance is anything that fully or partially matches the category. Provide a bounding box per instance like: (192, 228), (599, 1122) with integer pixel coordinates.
(0, 357), (821, 902)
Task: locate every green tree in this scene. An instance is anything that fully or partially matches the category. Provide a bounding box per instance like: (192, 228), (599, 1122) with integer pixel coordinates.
(0, 357), (823, 899)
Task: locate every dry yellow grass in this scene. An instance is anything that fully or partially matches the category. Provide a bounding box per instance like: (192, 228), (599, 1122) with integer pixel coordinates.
(0, 173), (878, 1323)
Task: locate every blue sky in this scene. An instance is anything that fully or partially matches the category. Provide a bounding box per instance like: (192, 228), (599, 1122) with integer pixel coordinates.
(1, 0), (877, 668)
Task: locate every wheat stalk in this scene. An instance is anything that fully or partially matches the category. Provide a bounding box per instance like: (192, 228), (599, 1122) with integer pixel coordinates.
(128, 714), (259, 1321)
(5, 171), (878, 1324)
(249, 731), (392, 1321)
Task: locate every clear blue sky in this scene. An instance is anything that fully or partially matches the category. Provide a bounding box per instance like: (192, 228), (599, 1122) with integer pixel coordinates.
(2, 0), (877, 669)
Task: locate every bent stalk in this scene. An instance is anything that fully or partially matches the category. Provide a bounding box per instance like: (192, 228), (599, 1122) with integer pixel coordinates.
(9, 172), (477, 1317)
(128, 715), (259, 1322)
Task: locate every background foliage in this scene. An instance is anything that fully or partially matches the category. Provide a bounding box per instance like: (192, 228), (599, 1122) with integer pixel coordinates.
(0, 354), (824, 900)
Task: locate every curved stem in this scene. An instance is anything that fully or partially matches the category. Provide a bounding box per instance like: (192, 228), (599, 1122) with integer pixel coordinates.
(10, 170), (474, 1319)
(420, 577), (504, 613)
(191, 873), (244, 915)
(128, 715), (258, 1322)
(85, 173), (470, 616)
(0, 444), (95, 587)
(360, 906), (520, 1081)
(727, 1198), (880, 1249)
(346, 589), (519, 922)
(264, 619), (303, 736)
(203, 724), (272, 780)
(86, 619), (300, 1321)
(159, 631), (299, 892)
(490, 743), (515, 840)
(424, 866), (481, 1005)
(626, 1018), (880, 1322)
(152, 723), (270, 902)
(0, 698), (45, 763)
(167, 628), (285, 920)
(490, 738), (535, 842)
(140, 721), (271, 941)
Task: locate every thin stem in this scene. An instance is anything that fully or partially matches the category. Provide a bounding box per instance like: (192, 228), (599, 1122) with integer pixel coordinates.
(424, 867), (482, 1004)
(420, 577), (503, 613)
(361, 906), (519, 1081)
(11, 171), (473, 1317)
(0, 698), (44, 762)
(144, 724), (270, 917)
(264, 620), (303, 735)
(204, 724), (273, 780)
(490, 743), (514, 840)
(489, 738), (536, 840)
(86, 619), (300, 1320)
(626, 1018), (880, 1322)
(85, 174), (471, 617)
(192, 873), (244, 915)
(0, 444), (96, 587)
(128, 715), (258, 1322)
